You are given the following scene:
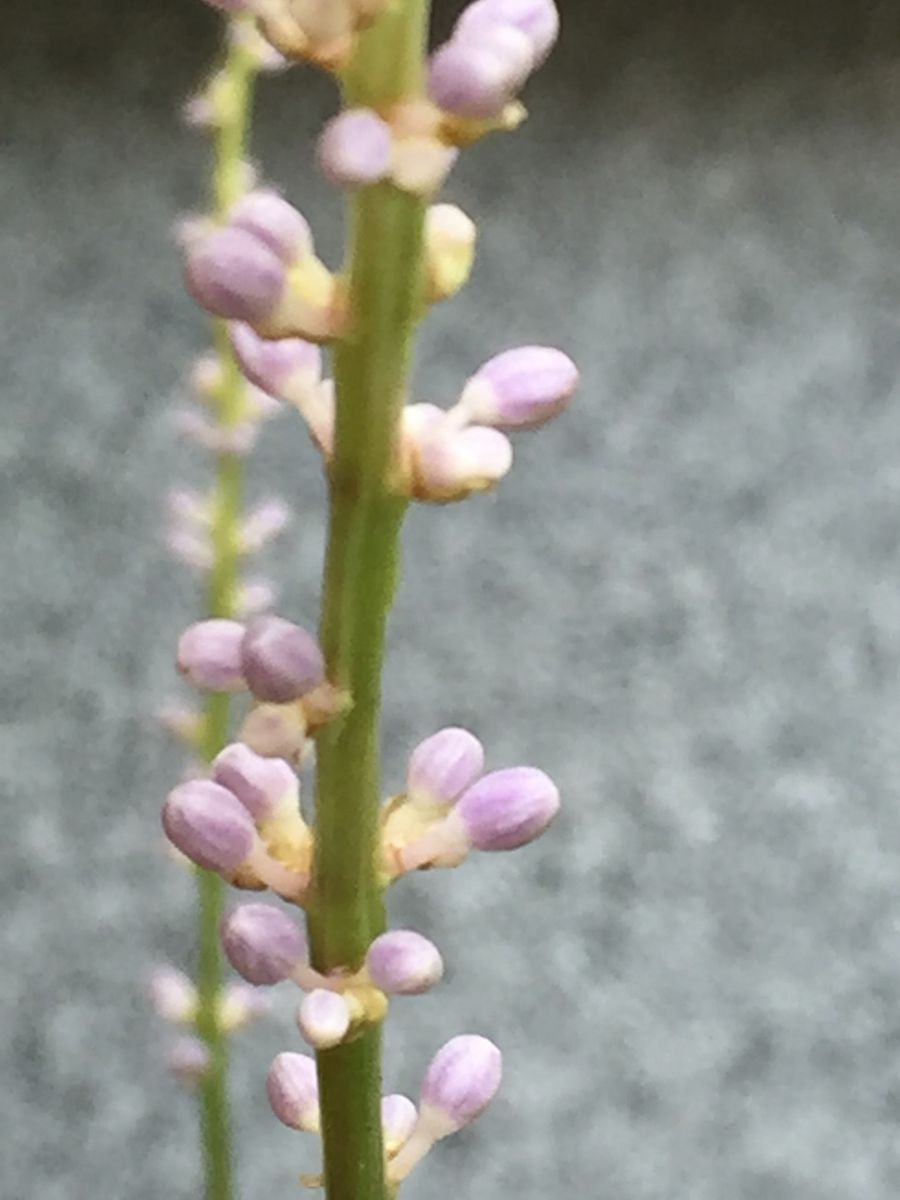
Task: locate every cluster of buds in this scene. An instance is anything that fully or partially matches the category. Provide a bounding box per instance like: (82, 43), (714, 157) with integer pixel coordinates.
(266, 1034), (502, 1183)
(149, 964), (269, 1086)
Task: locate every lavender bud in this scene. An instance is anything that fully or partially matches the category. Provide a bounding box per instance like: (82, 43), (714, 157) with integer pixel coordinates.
(297, 989), (352, 1049)
(235, 578), (279, 618)
(212, 742), (298, 824)
(241, 615), (326, 703)
(218, 982), (271, 1032)
(455, 0), (560, 66)
(173, 407), (258, 456)
(183, 226), (287, 324)
(382, 1094), (418, 1153)
(148, 965), (197, 1024)
(414, 425), (513, 501)
(166, 528), (213, 572)
(168, 1037), (211, 1087)
(239, 499), (292, 554)
(457, 346), (578, 430)
(239, 700), (309, 762)
(317, 108), (393, 188)
(407, 726), (485, 812)
(177, 619), (247, 692)
(424, 205), (476, 302)
(267, 1051), (321, 1132)
(456, 766), (560, 850)
(428, 38), (525, 119)
(366, 931), (444, 996)
(229, 322), (322, 402)
(162, 779), (257, 873)
(156, 700), (205, 746)
(420, 1034), (502, 1136)
(228, 189), (313, 264)
(221, 902), (308, 985)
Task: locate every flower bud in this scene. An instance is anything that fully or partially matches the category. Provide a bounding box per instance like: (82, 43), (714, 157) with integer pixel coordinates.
(382, 1094), (418, 1154)
(241, 615), (326, 703)
(455, 766), (560, 850)
(221, 902), (308, 985)
(228, 189), (313, 264)
(455, 0), (560, 66)
(177, 619), (247, 692)
(297, 989), (352, 1049)
(317, 108), (393, 187)
(424, 205), (476, 303)
(162, 779), (257, 873)
(238, 499), (292, 554)
(456, 346), (578, 430)
(212, 742), (299, 824)
(183, 226), (288, 324)
(406, 726), (485, 813)
(427, 38), (525, 119)
(229, 322), (322, 403)
(390, 136), (459, 196)
(218, 982), (271, 1031)
(419, 1034), (502, 1136)
(173, 406), (258, 456)
(414, 425), (513, 502)
(236, 577), (279, 618)
(267, 1051), (320, 1132)
(239, 701), (309, 762)
(148, 965), (197, 1024)
(366, 931), (444, 996)
(168, 1037), (210, 1087)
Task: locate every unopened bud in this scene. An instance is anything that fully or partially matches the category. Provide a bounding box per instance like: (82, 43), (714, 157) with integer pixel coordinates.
(177, 619), (247, 692)
(267, 1051), (320, 1132)
(365, 931), (444, 996)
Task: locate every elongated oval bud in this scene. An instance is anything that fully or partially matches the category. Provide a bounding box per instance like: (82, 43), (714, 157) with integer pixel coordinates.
(428, 39), (524, 119)
(420, 1034), (502, 1136)
(366, 930), (444, 996)
(148, 965), (197, 1024)
(297, 989), (351, 1049)
(414, 425), (513, 501)
(221, 902), (308, 985)
(177, 619), (247, 692)
(455, 0), (560, 65)
(457, 346), (578, 430)
(424, 204), (477, 303)
(267, 1051), (320, 1132)
(455, 766), (560, 851)
(183, 226), (287, 323)
(241, 615), (326, 703)
(406, 726), (485, 813)
(318, 108), (393, 187)
(162, 779), (257, 872)
(229, 322), (322, 402)
(212, 743), (298, 824)
(382, 1094), (418, 1153)
(228, 189), (313, 264)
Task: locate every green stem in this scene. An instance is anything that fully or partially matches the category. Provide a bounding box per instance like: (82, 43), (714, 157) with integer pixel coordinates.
(192, 22), (258, 1200)
(308, 5), (431, 1200)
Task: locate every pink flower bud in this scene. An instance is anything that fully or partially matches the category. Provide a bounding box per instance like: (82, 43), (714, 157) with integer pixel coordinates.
(366, 931), (444, 996)
(455, 766), (560, 850)
(382, 1094), (418, 1152)
(177, 619), (247, 692)
(457, 346), (578, 430)
(239, 499), (292, 554)
(228, 189), (313, 264)
(229, 322), (322, 402)
(148, 965), (197, 1024)
(241, 615), (326, 703)
(297, 989), (351, 1049)
(267, 1051), (320, 1132)
(317, 108), (393, 187)
(414, 425), (513, 501)
(427, 37), (525, 119)
(406, 726), (485, 812)
(455, 0), (560, 66)
(221, 902), (308, 985)
(162, 779), (257, 873)
(212, 743), (298, 823)
(183, 226), (287, 324)
(419, 1034), (502, 1136)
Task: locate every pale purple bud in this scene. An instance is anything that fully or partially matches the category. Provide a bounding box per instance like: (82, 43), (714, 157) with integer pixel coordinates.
(173, 407), (259, 455)
(219, 982), (271, 1032)
(177, 619), (247, 692)
(239, 498), (292, 554)
(415, 425), (513, 501)
(428, 39), (524, 119)
(455, 0), (560, 66)
(166, 527), (213, 572)
(239, 701), (309, 762)
(407, 727), (485, 812)
(182, 92), (217, 129)
(228, 190), (313, 264)
(267, 1052), (320, 1132)
(241, 615), (326, 703)
(420, 1035), (502, 1135)
(183, 226), (286, 323)
(382, 1094), (418, 1151)
(366, 931), (444, 996)
(456, 766), (560, 850)
(297, 989), (351, 1049)
(167, 487), (210, 527)
(221, 902), (308, 985)
(317, 108), (393, 188)
(156, 700), (204, 746)
(235, 578), (279, 618)
(168, 1037), (210, 1086)
(162, 779), (257, 873)
(148, 965), (197, 1024)
(458, 346), (578, 430)
(190, 353), (225, 398)
(229, 322), (322, 401)
(212, 742), (299, 823)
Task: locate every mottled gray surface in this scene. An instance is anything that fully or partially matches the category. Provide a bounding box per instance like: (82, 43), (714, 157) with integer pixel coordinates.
(6, 0), (900, 1196)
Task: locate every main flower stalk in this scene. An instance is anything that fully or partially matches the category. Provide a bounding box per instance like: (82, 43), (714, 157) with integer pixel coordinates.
(307, 5), (431, 1200)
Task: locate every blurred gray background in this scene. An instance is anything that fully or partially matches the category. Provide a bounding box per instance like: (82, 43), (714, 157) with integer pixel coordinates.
(5, 0), (900, 1195)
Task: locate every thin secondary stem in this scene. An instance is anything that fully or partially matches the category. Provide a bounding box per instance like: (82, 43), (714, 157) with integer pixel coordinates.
(308, 5), (431, 1200)
(193, 22), (258, 1200)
